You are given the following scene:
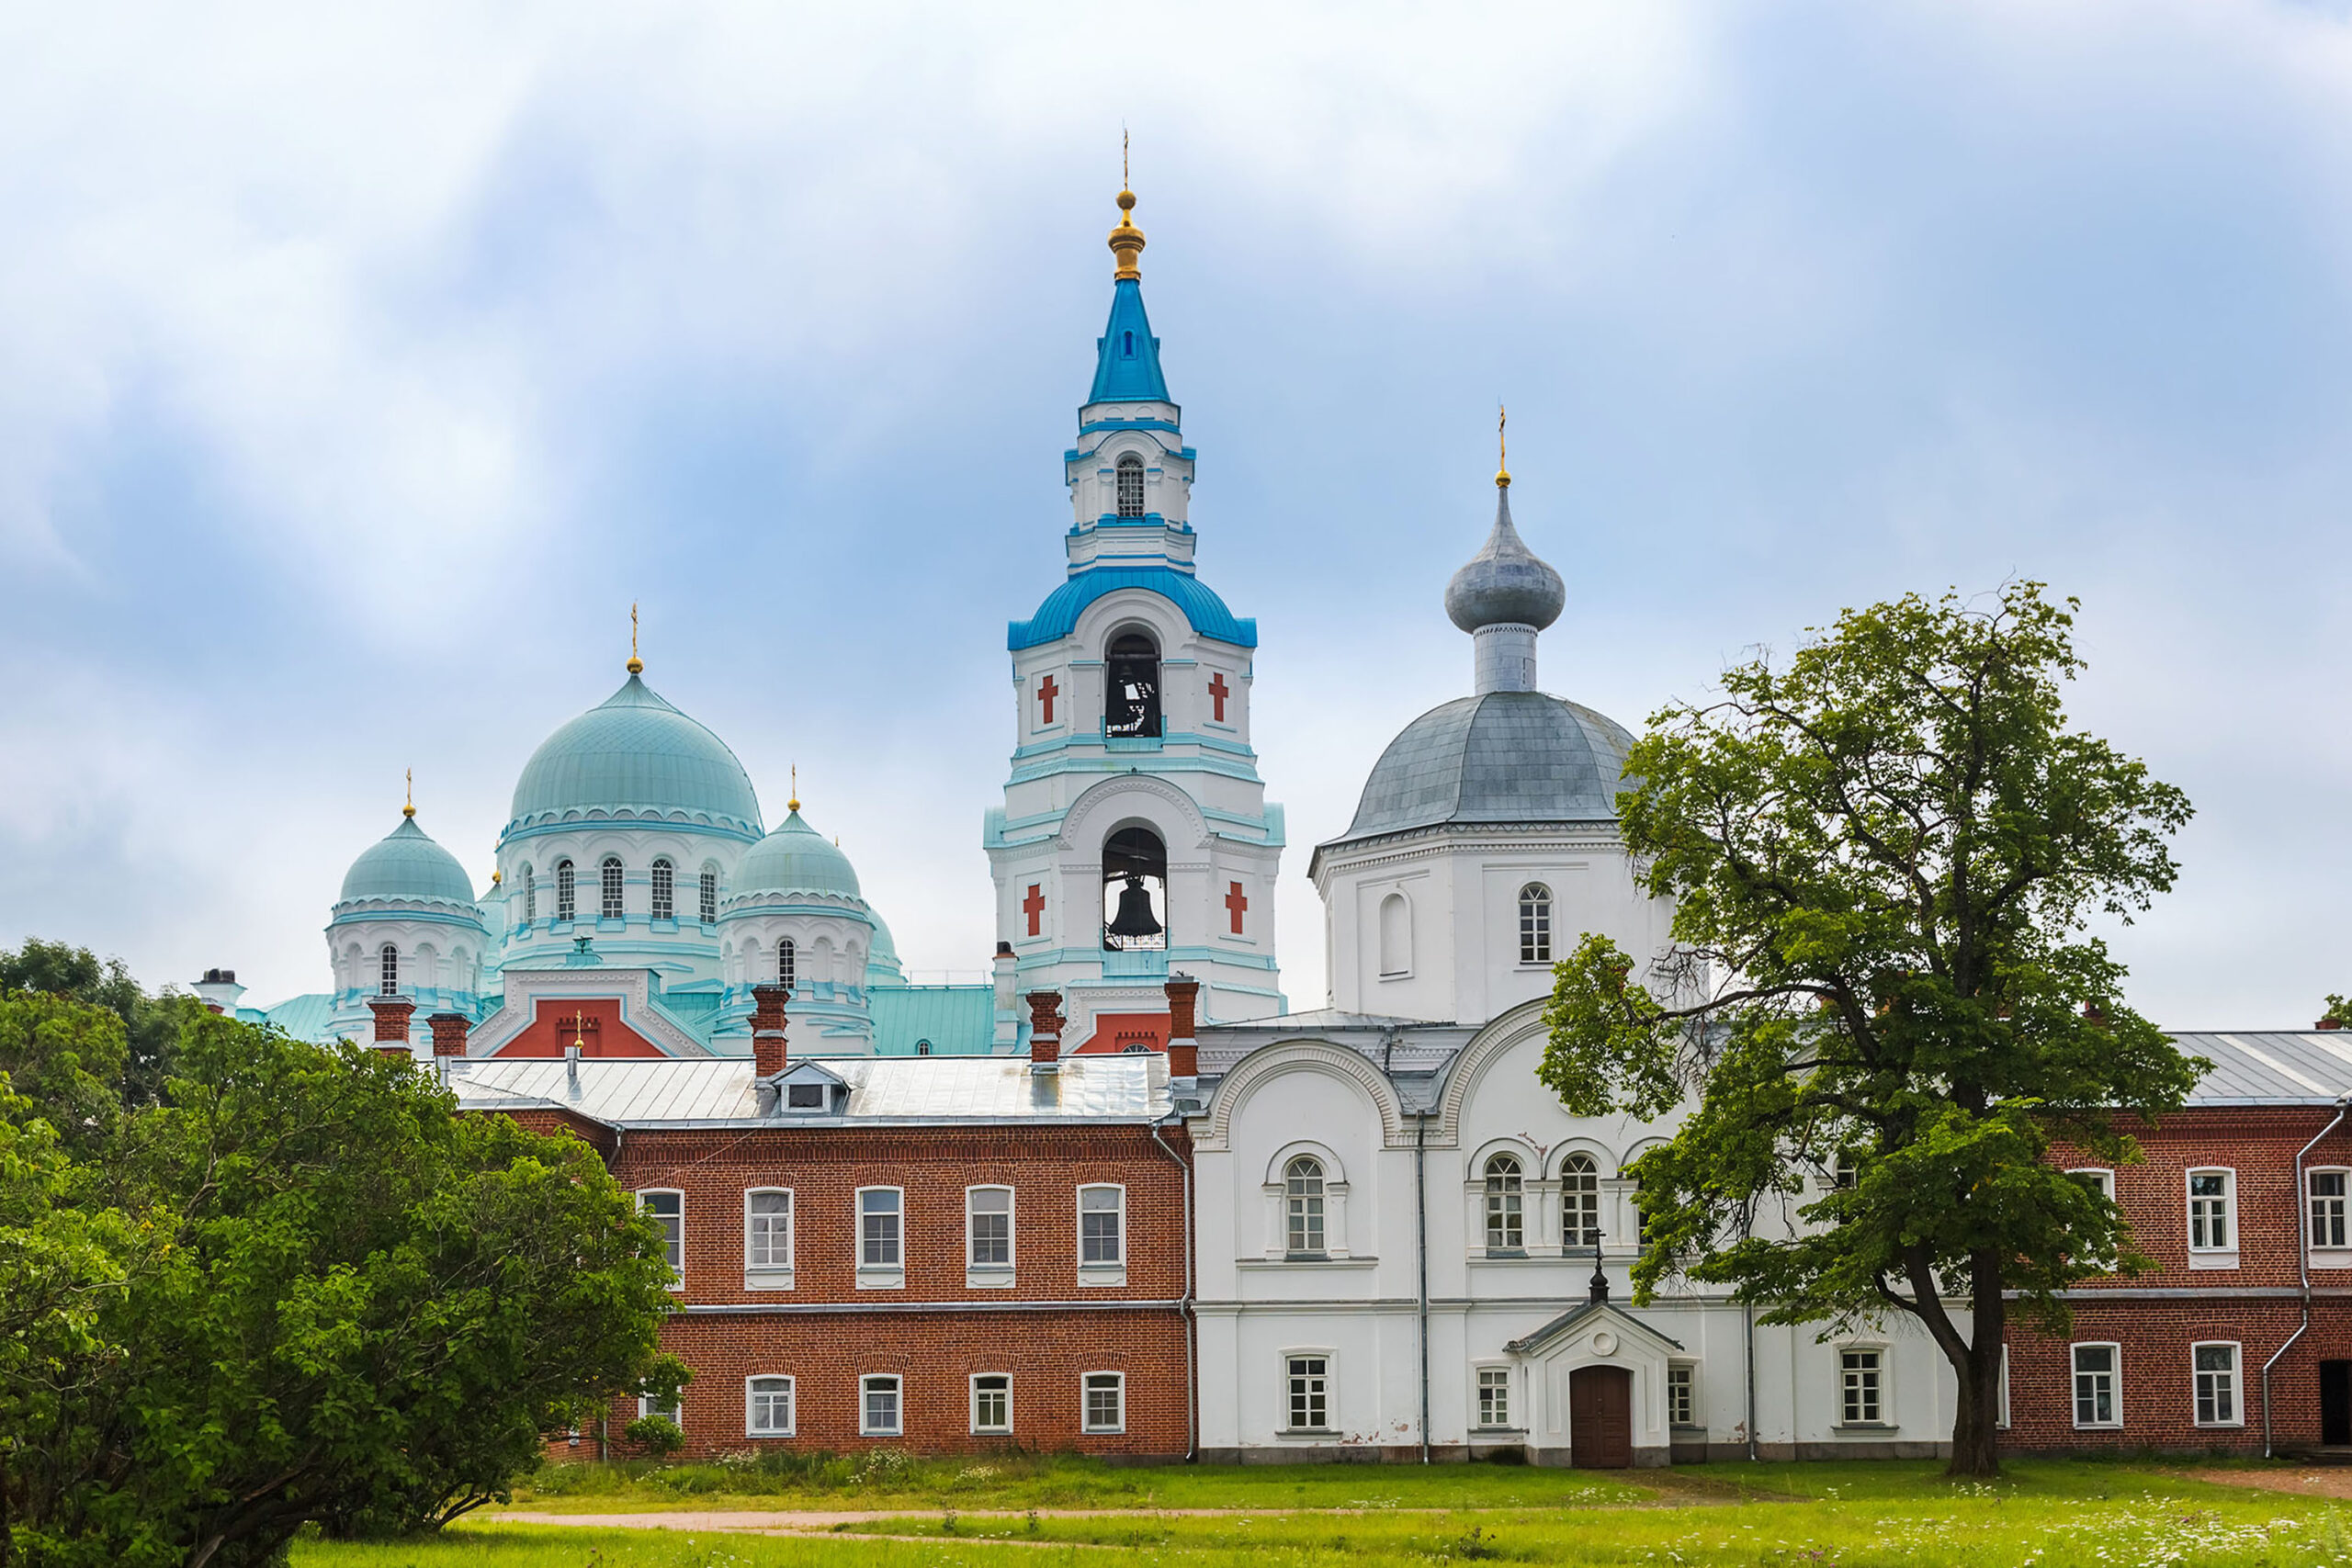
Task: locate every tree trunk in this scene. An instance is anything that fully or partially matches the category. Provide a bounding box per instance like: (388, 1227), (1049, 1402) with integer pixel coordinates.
(1945, 1253), (2007, 1477)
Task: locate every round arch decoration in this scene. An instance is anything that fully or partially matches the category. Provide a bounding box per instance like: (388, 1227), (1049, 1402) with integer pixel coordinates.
(1198, 1041), (1407, 1152)
(1056, 772), (1214, 854)
(1432, 998), (1557, 1148)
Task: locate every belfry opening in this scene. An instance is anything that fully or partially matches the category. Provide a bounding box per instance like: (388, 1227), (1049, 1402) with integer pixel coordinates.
(1102, 826), (1167, 951)
(1105, 632), (1161, 738)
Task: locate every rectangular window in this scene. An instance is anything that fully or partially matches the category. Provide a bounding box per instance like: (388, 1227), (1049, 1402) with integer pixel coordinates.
(746, 1375), (793, 1437)
(972, 1373), (1012, 1435)
(785, 1080), (825, 1111)
(861, 1374), (901, 1437)
(650, 861), (674, 921)
(2194, 1343), (2240, 1427)
(2314, 1171), (2349, 1249)
(2070, 1168), (2114, 1201)
(968, 1187), (1013, 1268)
(2073, 1343), (2120, 1428)
(1476, 1367), (1510, 1429)
(859, 1189), (902, 1268)
(1667, 1363), (1698, 1427)
(2188, 1169), (2234, 1251)
(639, 1393), (681, 1426)
(639, 1190), (684, 1288)
(745, 1190), (792, 1275)
(1286, 1354), (1330, 1431)
(1839, 1349), (1883, 1426)
(1082, 1371), (1125, 1434)
(1080, 1185), (1125, 1266)
(698, 869), (717, 924)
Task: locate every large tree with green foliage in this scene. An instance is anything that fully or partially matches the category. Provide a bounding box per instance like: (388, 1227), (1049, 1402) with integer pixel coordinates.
(0, 941), (192, 1109)
(0, 970), (683, 1568)
(1538, 583), (2200, 1476)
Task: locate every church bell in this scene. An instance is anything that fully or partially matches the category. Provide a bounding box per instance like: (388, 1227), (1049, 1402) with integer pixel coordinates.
(1106, 874), (1163, 939)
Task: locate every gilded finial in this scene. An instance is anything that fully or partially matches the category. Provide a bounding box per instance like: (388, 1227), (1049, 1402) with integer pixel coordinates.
(403, 767), (415, 818)
(628, 602), (643, 675)
(1496, 403), (1510, 490)
(787, 764), (799, 814)
(1108, 130), (1146, 282)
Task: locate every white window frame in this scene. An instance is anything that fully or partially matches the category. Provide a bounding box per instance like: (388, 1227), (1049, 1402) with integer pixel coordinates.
(650, 858), (674, 922)
(521, 864), (537, 923)
(1114, 453), (1146, 518)
(638, 1189), (684, 1291)
(1837, 1346), (1887, 1428)
(1667, 1360), (1701, 1429)
(2313, 1168), (2352, 1257)
(697, 866), (718, 925)
(378, 942), (400, 996)
(744, 1374), (794, 1438)
(744, 1188), (794, 1290)
(1081, 1370), (1125, 1434)
(967, 1184), (1015, 1287)
(1483, 1153), (1525, 1254)
(599, 855), (625, 921)
(1474, 1363), (1514, 1431)
(1284, 1156), (1328, 1258)
(1561, 1153), (1602, 1250)
(2187, 1168), (2239, 1268)
(970, 1372), (1012, 1436)
(555, 858), (575, 921)
(638, 1391), (682, 1427)
(1283, 1350), (1334, 1433)
(1078, 1183), (1127, 1285)
(2193, 1341), (2243, 1428)
(1517, 882), (1553, 964)
(2067, 1167), (2114, 1201)
(856, 1186), (904, 1289)
(2072, 1341), (2122, 1429)
(860, 1373), (902, 1437)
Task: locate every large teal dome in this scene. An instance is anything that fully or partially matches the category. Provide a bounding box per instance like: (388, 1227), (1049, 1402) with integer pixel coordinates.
(508, 673), (763, 837)
(340, 815), (478, 905)
(730, 810), (862, 900)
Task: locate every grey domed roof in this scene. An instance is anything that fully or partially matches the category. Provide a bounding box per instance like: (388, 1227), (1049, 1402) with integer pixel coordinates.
(1443, 487), (1564, 634)
(1334, 691), (1634, 841)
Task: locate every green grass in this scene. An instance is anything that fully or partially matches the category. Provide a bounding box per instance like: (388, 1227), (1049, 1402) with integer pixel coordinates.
(288, 1459), (2352, 1567)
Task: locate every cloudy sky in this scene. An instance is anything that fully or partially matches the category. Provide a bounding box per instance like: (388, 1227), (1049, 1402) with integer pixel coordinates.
(4, 2), (2349, 1027)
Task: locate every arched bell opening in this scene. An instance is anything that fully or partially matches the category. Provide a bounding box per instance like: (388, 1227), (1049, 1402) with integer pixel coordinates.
(1102, 825), (1168, 952)
(1105, 631), (1161, 739)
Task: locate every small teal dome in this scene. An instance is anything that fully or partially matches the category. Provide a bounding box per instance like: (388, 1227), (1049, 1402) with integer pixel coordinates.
(866, 913), (908, 986)
(340, 815), (478, 905)
(731, 810), (862, 900)
(509, 673), (763, 836)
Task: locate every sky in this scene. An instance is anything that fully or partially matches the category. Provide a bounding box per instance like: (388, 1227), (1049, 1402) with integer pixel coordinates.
(4, 1), (2350, 1028)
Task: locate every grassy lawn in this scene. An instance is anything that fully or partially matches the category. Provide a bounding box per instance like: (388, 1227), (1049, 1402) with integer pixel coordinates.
(288, 1458), (2352, 1566)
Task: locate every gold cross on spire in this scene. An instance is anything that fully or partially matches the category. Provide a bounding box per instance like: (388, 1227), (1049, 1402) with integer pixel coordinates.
(628, 602), (643, 674)
(1496, 402), (1510, 490)
(403, 766), (415, 818)
(1109, 130), (1145, 281)
(787, 763), (800, 814)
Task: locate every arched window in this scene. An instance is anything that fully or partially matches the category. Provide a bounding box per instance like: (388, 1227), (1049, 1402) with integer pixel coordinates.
(379, 943), (400, 996)
(600, 856), (625, 920)
(699, 866), (718, 924)
(1285, 1156), (1326, 1256)
(521, 864), (537, 922)
(1115, 454), (1146, 518)
(650, 859), (674, 921)
(1518, 883), (1553, 964)
(1484, 1154), (1524, 1252)
(1102, 825), (1168, 952)
(1562, 1154), (1600, 1249)
(555, 860), (575, 922)
(1377, 892), (1411, 976)
(777, 939), (796, 992)
(1104, 631), (1160, 738)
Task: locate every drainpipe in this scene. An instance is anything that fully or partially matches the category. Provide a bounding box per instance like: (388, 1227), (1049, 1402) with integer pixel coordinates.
(2263, 1095), (2351, 1458)
(1742, 1201), (1758, 1462)
(1150, 1115), (1197, 1461)
(1417, 1108), (1431, 1464)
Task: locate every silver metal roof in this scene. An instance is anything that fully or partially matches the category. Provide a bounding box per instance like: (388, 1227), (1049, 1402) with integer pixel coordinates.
(450, 1052), (1170, 1125)
(1326, 690), (1634, 846)
(2176, 1032), (2352, 1106)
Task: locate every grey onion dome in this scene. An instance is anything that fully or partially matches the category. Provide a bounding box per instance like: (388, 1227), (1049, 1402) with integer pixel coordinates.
(1443, 486), (1564, 633)
(1336, 691), (1635, 840)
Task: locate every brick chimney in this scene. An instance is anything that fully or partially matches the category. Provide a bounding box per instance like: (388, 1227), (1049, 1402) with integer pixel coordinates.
(752, 983), (790, 1077)
(367, 997), (414, 1054)
(1165, 973), (1200, 1079)
(1027, 989), (1063, 1069)
(2323, 1016), (2346, 1032)
(426, 1012), (470, 1058)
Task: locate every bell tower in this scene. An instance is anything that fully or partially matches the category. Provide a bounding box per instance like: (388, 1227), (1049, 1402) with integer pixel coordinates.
(984, 177), (1286, 1053)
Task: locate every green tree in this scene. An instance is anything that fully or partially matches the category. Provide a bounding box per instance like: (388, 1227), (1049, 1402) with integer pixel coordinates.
(1539, 583), (2199, 1477)
(0, 940), (192, 1107)
(0, 996), (682, 1568)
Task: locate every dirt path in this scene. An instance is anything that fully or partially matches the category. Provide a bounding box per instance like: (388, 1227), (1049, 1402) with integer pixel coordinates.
(2185, 1466), (2352, 1500)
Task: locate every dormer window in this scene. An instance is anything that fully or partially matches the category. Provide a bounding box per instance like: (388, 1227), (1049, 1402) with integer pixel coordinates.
(785, 1082), (824, 1111)
(1105, 631), (1160, 738)
(1115, 454), (1146, 518)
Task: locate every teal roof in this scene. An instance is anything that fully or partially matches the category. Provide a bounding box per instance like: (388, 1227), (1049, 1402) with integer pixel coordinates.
(1088, 277), (1169, 403)
(1009, 566), (1257, 651)
(508, 672), (763, 837)
(261, 992), (338, 1044)
(869, 985), (996, 1055)
(339, 816), (478, 905)
(731, 810), (862, 899)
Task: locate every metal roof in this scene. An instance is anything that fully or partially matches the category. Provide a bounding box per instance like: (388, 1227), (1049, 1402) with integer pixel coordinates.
(868, 986), (997, 1055)
(2176, 1032), (2352, 1105)
(451, 1052), (1169, 1126)
(1326, 691), (1634, 846)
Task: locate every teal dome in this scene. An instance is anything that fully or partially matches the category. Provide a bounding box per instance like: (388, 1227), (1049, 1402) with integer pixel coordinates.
(866, 913), (907, 985)
(340, 815), (478, 905)
(508, 673), (763, 837)
(730, 810), (863, 900)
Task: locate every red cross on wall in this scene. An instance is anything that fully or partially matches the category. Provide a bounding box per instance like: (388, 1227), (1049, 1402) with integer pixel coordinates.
(1023, 883), (1046, 938)
(1208, 672), (1230, 722)
(1037, 675), (1058, 726)
(1226, 880), (1248, 934)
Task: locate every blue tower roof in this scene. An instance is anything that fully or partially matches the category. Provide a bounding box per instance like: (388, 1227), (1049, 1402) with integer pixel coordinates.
(1088, 278), (1169, 404)
(1009, 565), (1257, 650)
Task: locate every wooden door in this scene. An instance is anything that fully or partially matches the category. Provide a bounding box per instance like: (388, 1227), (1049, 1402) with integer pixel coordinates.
(1568, 1365), (1633, 1469)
